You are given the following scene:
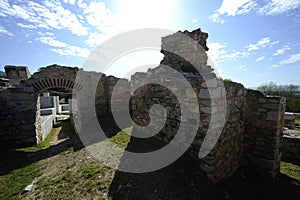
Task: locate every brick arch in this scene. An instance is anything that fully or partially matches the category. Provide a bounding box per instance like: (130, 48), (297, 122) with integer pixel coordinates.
(22, 64), (82, 93)
(31, 78), (82, 93)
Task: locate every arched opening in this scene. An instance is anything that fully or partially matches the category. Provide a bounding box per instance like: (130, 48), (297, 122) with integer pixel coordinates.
(37, 86), (78, 142)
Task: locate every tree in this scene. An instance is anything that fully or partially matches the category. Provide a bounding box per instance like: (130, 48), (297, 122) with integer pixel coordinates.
(258, 82), (299, 97)
(258, 82), (300, 112)
(258, 82), (279, 95)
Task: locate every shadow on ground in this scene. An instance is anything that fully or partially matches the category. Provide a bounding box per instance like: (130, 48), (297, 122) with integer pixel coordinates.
(1, 113), (300, 200)
(107, 127), (300, 200)
(0, 112), (121, 176)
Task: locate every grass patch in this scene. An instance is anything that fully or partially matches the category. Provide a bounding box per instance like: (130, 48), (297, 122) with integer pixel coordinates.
(281, 162), (300, 181)
(57, 118), (76, 139)
(108, 127), (132, 149)
(18, 123), (61, 153)
(223, 78), (233, 82)
(35, 162), (113, 199)
(80, 163), (109, 179)
(19, 119), (75, 153)
(295, 116), (300, 131)
(0, 163), (42, 200)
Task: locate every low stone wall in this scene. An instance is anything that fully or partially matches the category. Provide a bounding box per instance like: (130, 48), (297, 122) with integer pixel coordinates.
(282, 132), (300, 165)
(40, 114), (55, 140)
(40, 95), (55, 109)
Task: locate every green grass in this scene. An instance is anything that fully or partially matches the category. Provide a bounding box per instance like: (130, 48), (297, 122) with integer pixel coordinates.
(223, 78), (233, 82)
(18, 124), (60, 153)
(296, 116), (300, 125)
(281, 162), (300, 181)
(295, 116), (300, 131)
(108, 126), (132, 148)
(80, 163), (109, 179)
(19, 119), (75, 153)
(0, 163), (42, 200)
(34, 163), (113, 199)
(57, 118), (76, 138)
(0, 126), (131, 199)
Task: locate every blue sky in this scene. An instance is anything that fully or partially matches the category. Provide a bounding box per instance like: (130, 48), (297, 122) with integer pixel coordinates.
(0, 0), (299, 87)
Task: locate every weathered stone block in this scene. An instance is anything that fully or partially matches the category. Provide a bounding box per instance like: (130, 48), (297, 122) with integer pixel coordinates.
(266, 112), (279, 121)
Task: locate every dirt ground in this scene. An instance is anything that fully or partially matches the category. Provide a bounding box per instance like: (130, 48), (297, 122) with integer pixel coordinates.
(1, 116), (300, 200)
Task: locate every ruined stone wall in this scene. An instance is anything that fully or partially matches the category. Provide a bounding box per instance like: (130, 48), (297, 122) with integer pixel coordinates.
(4, 65), (31, 86)
(107, 76), (130, 114)
(70, 70), (130, 134)
(244, 90), (285, 179)
(0, 88), (40, 148)
(129, 29), (285, 182)
(201, 81), (246, 181)
(282, 134), (300, 165)
(130, 66), (247, 182)
(0, 28), (287, 184)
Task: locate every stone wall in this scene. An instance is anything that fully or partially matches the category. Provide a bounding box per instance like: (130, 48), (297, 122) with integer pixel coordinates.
(284, 113), (296, 129)
(40, 96), (55, 109)
(129, 29), (286, 182)
(4, 65), (31, 86)
(40, 110), (56, 140)
(244, 90), (285, 179)
(0, 87), (40, 148)
(282, 133), (300, 165)
(21, 64), (80, 93)
(130, 65), (248, 182)
(0, 28), (287, 183)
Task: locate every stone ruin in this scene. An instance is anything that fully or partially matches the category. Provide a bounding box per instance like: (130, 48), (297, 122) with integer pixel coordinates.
(0, 28), (286, 183)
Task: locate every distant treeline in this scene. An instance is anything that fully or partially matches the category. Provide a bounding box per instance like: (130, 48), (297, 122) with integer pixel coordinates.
(258, 82), (300, 113)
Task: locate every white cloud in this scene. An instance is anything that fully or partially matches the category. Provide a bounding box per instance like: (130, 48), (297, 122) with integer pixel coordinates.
(12, 4), (32, 20)
(255, 56), (265, 61)
(1, 1), (89, 36)
(259, 0), (300, 15)
(237, 65), (247, 70)
(279, 53), (300, 65)
(209, 0), (257, 23)
(77, 0), (87, 9)
(52, 46), (90, 58)
(63, 0), (76, 5)
(191, 18), (201, 27)
(225, 51), (249, 59)
(207, 42), (249, 63)
(37, 34), (90, 58)
(83, 1), (117, 35)
(209, 0), (300, 23)
(207, 43), (227, 63)
(245, 37), (270, 51)
(0, 25), (13, 36)
(0, 0), (16, 17)
(218, 0), (255, 16)
(273, 45), (291, 56)
(85, 32), (109, 47)
(38, 36), (68, 48)
(209, 13), (225, 24)
(16, 23), (36, 29)
(270, 40), (279, 45)
(236, 1), (257, 14)
(41, 0), (89, 36)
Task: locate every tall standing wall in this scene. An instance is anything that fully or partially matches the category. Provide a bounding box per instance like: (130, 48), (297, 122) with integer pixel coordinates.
(244, 90), (285, 178)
